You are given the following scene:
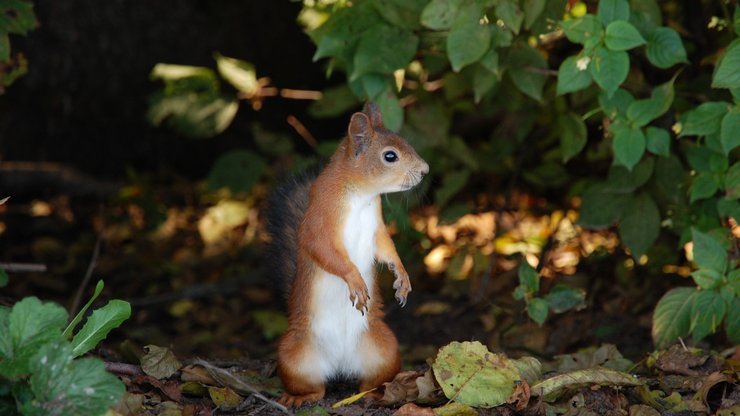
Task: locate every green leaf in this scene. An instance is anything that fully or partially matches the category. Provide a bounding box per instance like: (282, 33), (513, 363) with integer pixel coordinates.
(679, 101), (729, 137)
(735, 6), (740, 36)
(0, 0), (38, 36)
(619, 192), (660, 258)
(518, 261), (540, 293)
(311, 2), (377, 62)
(645, 127), (670, 157)
(727, 298), (740, 344)
(590, 47), (629, 98)
(652, 287), (697, 349)
(0, 297), (67, 379)
(544, 284), (586, 313)
(556, 54), (593, 95)
(70, 300), (131, 357)
(626, 78), (675, 126)
(690, 289), (727, 342)
(578, 185), (631, 228)
(598, 88), (634, 119)
(691, 228), (728, 273)
(433, 341), (521, 408)
(63, 280), (105, 339)
(597, 0), (629, 25)
(606, 157), (655, 192)
(612, 123), (646, 170)
(690, 173), (719, 202)
(629, 0), (662, 37)
(472, 62), (499, 103)
(720, 108), (740, 154)
(351, 23), (418, 79)
(726, 162), (740, 199)
(420, 0), (463, 29)
(691, 269), (723, 290)
(207, 150), (267, 194)
(372, 0), (426, 29)
(646, 27), (688, 69)
(718, 198), (740, 220)
(527, 298), (549, 326)
(375, 87), (404, 131)
(558, 112), (588, 162)
(604, 20), (646, 51)
(495, 0), (524, 34)
(712, 40), (740, 89)
(0, 269), (7, 288)
(655, 155), (688, 203)
(523, 0), (547, 30)
(508, 45), (548, 101)
(435, 169), (470, 207)
(447, 9), (490, 72)
(214, 53), (259, 95)
(560, 15), (603, 45)
(25, 342), (124, 416)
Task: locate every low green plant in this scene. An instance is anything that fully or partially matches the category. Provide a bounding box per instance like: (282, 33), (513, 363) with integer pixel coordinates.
(0, 279), (131, 415)
(0, 0), (38, 93)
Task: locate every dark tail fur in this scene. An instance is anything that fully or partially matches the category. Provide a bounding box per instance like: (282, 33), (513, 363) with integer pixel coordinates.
(264, 170), (316, 295)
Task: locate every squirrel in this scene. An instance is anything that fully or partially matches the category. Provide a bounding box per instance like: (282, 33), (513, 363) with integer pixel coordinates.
(265, 102), (429, 407)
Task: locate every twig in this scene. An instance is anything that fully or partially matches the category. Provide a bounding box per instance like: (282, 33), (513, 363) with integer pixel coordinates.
(70, 235), (102, 317)
(286, 115), (318, 149)
(0, 262), (47, 273)
(280, 89), (322, 100)
(105, 362), (145, 376)
(194, 359), (292, 416)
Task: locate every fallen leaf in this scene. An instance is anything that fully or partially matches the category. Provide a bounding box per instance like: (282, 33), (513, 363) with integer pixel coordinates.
(113, 392), (145, 416)
(180, 365), (216, 384)
(332, 388), (375, 408)
(655, 344), (710, 376)
(629, 404), (660, 416)
(394, 403), (435, 416)
(417, 370), (444, 404)
(530, 367), (642, 402)
(380, 371), (424, 405)
(432, 341), (521, 408)
(555, 344), (633, 372)
(414, 301), (452, 316)
(694, 372), (734, 406)
(141, 345), (183, 379)
(153, 401), (183, 416)
(718, 404), (740, 415)
(512, 356), (542, 384)
(433, 401), (478, 415)
(507, 380), (531, 410)
(181, 381), (208, 396)
(207, 386), (242, 410)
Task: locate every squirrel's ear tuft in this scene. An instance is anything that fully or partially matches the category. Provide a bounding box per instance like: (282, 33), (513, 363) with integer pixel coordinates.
(363, 102), (383, 129)
(348, 112), (373, 157)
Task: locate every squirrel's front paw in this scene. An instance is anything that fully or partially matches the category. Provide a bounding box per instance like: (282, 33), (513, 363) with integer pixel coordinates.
(393, 274), (412, 307)
(347, 274), (370, 314)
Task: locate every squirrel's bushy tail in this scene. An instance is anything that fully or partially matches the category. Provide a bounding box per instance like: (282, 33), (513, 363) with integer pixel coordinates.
(264, 171), (315, 295)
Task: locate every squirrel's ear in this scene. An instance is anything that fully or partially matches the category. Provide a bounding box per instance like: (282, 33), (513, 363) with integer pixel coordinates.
(348, 112), (373, 157)
(363, 101), (383, 129)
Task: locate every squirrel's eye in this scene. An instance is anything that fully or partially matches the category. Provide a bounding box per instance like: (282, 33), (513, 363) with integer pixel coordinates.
(383, 150), (398, 163)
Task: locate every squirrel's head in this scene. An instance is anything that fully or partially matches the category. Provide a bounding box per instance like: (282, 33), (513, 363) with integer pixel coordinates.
(342, 102), (429, 194)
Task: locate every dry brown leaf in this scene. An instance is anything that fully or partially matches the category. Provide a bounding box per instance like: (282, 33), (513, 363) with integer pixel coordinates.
(393, 403), (435, 416)
(629, 404), (660, 416)
(694, 371), (735, 406)
(141, 345), (183, 379)
(112, 392), (145, 416)
(655, 345), (710, 376)
(417, 370), (444, 404)
(180, 364), (216, 385)
(380, 371), (424, 405)
(507, 380), (531, 411)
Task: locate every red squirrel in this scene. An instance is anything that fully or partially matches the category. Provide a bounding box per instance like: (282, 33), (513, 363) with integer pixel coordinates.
(265, 103), (429, 407)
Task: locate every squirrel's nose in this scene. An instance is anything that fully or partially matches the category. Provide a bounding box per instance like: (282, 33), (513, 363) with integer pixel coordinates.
(419, 161), (429, 177)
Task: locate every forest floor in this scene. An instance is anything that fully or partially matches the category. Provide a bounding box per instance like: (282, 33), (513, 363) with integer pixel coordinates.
(1, 184), (737, 415)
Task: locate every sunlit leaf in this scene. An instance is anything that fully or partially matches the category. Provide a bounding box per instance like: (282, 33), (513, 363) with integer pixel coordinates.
(214, 53), (259, 95)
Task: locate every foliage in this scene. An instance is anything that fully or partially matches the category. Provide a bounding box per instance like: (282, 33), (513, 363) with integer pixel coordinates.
(296, 0), (740, 347)
(0, 279), (130, 415)
(513, 261), (585, 325)
(0, 0), (37, 93)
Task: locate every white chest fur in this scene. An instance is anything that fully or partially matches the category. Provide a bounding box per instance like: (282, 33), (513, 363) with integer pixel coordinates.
(309, 194), (379, 379)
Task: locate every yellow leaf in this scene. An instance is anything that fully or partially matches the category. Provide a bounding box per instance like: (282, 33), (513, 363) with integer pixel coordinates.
(332, 388), (376, 408)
